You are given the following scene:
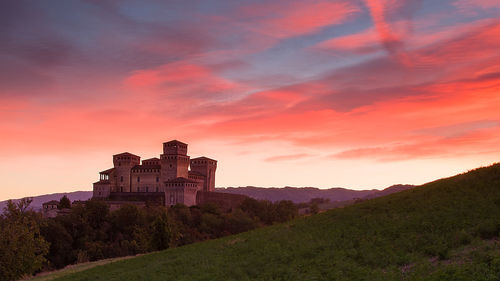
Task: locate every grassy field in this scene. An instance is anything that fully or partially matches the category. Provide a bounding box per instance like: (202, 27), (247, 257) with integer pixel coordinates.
(26, 257), (130, 281)
(46, 164), (500, 280)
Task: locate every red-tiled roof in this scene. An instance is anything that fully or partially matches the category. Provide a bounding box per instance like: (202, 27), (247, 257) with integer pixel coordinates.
(191, 156), (217, 162)
(113, 152), (140, 157)
(43, 200), (59, 205)
(163, 140), (187, 146)
(94, 180), (110, 184)
(143, 157), (160, 161)
(100, 167), (115, 174)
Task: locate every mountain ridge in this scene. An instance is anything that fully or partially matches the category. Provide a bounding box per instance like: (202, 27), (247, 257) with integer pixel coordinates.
(0, 185), (414, 212)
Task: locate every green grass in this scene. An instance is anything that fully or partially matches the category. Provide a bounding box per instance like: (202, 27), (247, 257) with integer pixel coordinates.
(48, 164), (500, 280)
(27, 256), (139, 281)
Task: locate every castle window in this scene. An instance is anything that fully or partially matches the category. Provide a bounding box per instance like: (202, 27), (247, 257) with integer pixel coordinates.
(120, 176), (123, 182)
(156, 177), (159, 182)
(137, 176), (140, 182)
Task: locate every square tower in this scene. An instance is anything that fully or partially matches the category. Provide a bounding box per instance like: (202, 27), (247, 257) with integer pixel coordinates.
(113, 152), (140, 192)
(190, 157), (217, 192)
(160, 140), (190, 182)
(163, 140), (188, 155)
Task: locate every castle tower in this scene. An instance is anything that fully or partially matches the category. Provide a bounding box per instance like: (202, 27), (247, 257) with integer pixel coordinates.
(160, 140), (190, 182)
(190, 157), (217, 192)
(113, 152), (140, 192)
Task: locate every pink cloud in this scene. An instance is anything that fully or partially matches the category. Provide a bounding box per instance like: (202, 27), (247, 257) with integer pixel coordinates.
(124, 61), (246, 105)
(317, 28), (380, 53)
(361, 0), (421, 63)
(264, 153), (312, 162)
(239, 0), (359, 38)
(331, 125), (500, 161)
(454, 0), (500, 14)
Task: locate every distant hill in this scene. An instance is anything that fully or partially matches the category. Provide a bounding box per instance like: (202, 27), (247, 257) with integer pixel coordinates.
(44, 163), (500, 280)
(217, 185), (414, 203)
(361, 184), (414, 200)
(0, 185), (414, 213)
(0, 191), (93, 212)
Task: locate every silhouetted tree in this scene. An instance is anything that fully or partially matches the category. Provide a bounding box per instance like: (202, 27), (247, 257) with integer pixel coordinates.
(0, 199), (49, 281)
(310, 203), (319, 215)
(58, 195), (71, 209)
(151, 212), (177, 250)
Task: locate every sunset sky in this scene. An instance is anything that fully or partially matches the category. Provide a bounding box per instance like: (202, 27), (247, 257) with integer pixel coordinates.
(1, 0), (500, 200)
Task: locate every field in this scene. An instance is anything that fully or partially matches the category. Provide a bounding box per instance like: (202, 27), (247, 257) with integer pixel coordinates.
(41, 164), (500, 280)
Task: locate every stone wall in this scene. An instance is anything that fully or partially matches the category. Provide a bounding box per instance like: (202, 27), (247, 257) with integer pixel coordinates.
(196, 191), (248, 211)
(108, 192), (165, 206)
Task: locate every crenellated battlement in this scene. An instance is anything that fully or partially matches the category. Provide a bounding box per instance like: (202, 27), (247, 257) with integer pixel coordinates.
(92, 140), (217, 206)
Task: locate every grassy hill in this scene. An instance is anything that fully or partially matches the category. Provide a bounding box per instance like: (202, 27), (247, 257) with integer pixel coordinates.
(45, 164), (500, 280)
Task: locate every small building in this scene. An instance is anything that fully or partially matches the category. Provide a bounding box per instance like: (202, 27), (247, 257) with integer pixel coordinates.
(42, 200), (59, 218)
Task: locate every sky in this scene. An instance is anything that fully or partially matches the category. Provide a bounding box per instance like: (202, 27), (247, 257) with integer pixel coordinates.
(1, 0), (500, 200)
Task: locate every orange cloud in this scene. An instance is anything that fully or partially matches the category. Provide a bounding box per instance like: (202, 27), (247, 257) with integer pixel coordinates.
(264, 153), (312, 162)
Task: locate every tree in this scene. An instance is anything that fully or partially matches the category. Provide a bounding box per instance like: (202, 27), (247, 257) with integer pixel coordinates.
(0, 199), (49, 281)
(58, 195), (71, 209)
(275, 200), (298, 223)
(40, 218), (75, 269)
(150, 212), (177, 250)
(310, 203), (319, 215)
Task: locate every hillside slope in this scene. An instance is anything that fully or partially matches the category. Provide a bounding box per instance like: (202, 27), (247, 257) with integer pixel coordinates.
(47, 165), (500, 280)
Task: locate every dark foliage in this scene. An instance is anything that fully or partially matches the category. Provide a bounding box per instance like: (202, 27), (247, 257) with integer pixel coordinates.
(58, 195), (71, 209)
(50, 163), (500, 281)
(34, 198), (298, 272)
(0, 199), (49, 281)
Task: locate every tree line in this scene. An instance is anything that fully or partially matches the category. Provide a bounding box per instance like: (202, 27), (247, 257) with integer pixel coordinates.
(0, 196), (298, 280)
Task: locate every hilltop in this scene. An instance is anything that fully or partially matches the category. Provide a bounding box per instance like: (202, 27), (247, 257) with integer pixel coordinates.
(217, 185), (415, 203)
(40, 163), (500, 280)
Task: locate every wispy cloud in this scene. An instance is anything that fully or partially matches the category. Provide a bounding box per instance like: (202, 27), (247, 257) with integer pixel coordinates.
(264, 153), (312, 162)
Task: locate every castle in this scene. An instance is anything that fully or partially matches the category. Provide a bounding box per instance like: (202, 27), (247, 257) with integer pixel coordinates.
(93, 140), (218, 207)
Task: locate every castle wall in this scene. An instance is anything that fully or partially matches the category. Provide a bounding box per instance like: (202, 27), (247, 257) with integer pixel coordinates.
(113, 154), (140, 192)
(107, 192), (165, 206)
(93, 182), (111, 198)
(92, 140), (218, 208)
(160, 154), (189, 182)
(190, 158), (217, 192)
(196, 191), (247, 211)
(165, 187), (184, 206)
(165, 180), (199, 206)
(131, 167), (161, 192)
